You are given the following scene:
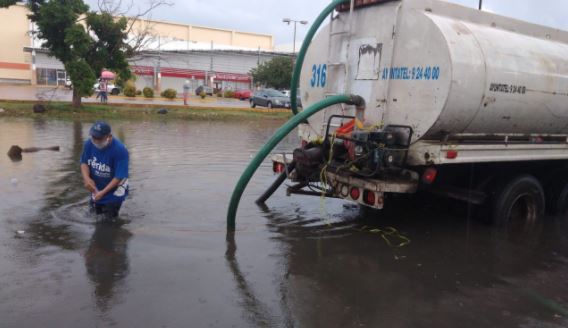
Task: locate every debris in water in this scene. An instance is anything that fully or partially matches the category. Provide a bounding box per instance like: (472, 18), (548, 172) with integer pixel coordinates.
(33, 103), (47, 113)
(7, 145), (60, 162)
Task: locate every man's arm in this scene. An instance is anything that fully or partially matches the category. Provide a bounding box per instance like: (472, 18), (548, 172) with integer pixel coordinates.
(93, 144), (129, 202)
(93, 178), (121, 202)
(81, 163), (97, 193)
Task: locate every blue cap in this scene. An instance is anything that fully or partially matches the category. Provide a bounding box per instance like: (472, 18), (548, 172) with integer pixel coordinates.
(90, 121), (111, 138)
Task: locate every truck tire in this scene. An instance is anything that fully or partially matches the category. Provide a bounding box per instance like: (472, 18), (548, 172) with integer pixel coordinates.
(267, 101), (273, 109)
(250, 100), (256, 108)
(491, 175), (545, 230)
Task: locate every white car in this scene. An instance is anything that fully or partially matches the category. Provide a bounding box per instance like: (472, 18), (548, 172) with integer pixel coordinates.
(93, 82), (121, 95)
(64, 80), (121, 95)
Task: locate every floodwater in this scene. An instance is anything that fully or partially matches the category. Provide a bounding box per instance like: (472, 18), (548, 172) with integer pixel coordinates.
(1, 117), (568, 328)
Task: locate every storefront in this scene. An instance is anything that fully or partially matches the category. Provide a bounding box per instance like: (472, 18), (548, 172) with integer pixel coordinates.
(36, 68), (67, 86)
(31, 48), (290, 93)
(132, 65), (251, 94)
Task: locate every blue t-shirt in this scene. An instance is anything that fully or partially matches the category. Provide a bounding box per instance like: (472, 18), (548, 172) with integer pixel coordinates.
(80, 138), (129, 204)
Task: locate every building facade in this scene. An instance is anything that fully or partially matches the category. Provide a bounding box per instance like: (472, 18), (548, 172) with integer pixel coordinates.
(0, 4), (33, 84)
(130, 50), (286, 93)
(0, 3), (281, 92)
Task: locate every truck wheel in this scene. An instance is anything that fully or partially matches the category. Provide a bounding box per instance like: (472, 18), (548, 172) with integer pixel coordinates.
(491, 175), (545, 231)
(250, 100), (256, 108)
(267, 101), (273, 109)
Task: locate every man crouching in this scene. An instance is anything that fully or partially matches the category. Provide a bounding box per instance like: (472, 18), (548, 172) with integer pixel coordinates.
(80, 121), (129, 220)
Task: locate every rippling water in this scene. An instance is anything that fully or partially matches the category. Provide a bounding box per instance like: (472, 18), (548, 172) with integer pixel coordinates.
(2, 117), (568, 327)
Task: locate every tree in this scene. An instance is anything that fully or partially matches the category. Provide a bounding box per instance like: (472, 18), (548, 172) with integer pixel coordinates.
(0, 0), (17, 7)
(94, 0), (173, 57)
(1, 0), (133, 108)
(250, 56), (293, 90)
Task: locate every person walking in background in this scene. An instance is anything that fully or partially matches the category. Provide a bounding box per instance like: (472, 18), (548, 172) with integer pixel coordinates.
(99, 79), (108, 104)
(96, 78), (102, 101)
(183, 80), (191, 105)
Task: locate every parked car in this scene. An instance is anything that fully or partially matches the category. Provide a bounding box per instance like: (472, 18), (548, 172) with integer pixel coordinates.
(234, 89), (252, 100)
(250, 89), (291, 109)
(93, 82), (121, 95)
(195, 85), (214, 96)
(295, 88), (303, 108)
(280, 89), (303, 108)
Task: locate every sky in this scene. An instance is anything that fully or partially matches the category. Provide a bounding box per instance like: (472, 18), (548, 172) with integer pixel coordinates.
(85, 0), (568, 46)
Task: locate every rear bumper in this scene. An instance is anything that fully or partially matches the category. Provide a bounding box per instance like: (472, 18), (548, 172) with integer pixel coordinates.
(271, 154), (419, 209)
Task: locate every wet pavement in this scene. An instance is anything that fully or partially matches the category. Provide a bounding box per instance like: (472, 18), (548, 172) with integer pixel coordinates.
(0, 85), (250, 108)
(1, 117), (568, 327)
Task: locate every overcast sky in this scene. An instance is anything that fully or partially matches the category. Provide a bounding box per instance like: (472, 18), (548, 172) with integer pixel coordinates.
(85, 0), (568, 46)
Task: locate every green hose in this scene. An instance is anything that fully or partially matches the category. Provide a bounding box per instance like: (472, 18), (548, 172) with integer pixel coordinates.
(290, 0), (350, 115)
(227, 94), (358, 231)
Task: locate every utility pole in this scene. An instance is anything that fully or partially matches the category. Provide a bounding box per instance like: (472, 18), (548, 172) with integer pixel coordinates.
(30, 23), (37, 85)
(210, 40), (214, 88)
(156, 35), (162, 92)
(479, 0), (483, 10)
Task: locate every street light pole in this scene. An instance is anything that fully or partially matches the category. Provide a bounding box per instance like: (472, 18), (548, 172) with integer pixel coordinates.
(283, 18), (308, 64)
(479, 0), (483, 10)
(293, 22), (297, 58)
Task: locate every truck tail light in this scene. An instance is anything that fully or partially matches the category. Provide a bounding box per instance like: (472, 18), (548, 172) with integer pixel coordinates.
(273, 162), (285, 173)
(350, 187), (360, 200)
(446, 150), (458, 159)
(422, 167), (438, 185)
(364, 190), (376, 205)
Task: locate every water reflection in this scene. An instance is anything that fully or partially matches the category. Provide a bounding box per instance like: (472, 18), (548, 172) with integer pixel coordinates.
(226, 199), (568, 328)
(225, 232), (281, 327)
(85, 223), (132, 313)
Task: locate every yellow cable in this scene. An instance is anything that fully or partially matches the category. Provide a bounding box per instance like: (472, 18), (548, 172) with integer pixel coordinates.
(316, 125), (411, 249)
(319, 131), (337, 225)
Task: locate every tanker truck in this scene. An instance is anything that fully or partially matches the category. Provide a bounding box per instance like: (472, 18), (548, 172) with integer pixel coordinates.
(268, 0), (568, 228)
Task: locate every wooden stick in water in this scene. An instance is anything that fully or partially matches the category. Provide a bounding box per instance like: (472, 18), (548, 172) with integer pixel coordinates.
(7, 145), (60, 158)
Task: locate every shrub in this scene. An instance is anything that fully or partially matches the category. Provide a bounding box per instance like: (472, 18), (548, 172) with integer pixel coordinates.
(161, 88), (177, 99)
(143, 87), (154, 98)
(216, 92), (223, 97)
(223, 90), (235, 98)
(199, 91), (206, 99)
(136, 90), (142, 96)
(123, 81), (136, 97)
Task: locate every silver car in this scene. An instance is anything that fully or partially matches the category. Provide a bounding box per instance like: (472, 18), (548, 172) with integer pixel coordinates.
(250, 89), (290, 109)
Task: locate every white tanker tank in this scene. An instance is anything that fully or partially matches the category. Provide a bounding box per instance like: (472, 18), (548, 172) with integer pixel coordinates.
(300, 0), (568, 144)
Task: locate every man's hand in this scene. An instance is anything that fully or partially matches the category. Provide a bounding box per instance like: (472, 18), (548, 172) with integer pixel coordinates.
(93, 191), (105, 202)
(83, 178), (97, 193)
(91, 178), (120, 203)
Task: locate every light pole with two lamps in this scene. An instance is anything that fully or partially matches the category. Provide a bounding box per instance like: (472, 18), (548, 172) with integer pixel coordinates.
(282, 18), (308, 61)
